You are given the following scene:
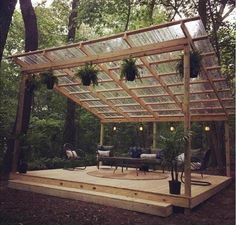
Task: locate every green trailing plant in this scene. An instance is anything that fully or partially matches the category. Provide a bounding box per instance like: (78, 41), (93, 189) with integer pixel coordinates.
(176, 50), (202, 79)
(120, 57), (140, 81)
(76, 63), (98, 86)
(40, 70), (58, 89)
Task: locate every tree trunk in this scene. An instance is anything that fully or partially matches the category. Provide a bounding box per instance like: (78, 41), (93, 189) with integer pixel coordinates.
(124, 0), (132, 31)
(63, 99), (76, 146)
(3, 0), (38, 175)
(198, 0), (207, 28)
(146, 0), (156, 25)
(0, 0), (17, 63)
(63, 0), (79, 146)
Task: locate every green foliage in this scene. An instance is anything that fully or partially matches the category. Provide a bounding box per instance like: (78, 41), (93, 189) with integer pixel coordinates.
(78, 110), (100, 153)
(218, 22), (235, 92)
(120, 57), (140, 81)
(75, 63), (98, 86)
(27, 155), (96, 170)
(0, 62), (20, 156)
(26, 117), (64, 159)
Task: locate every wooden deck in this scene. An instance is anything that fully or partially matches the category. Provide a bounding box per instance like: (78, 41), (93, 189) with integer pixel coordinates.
(8, 166), (231, 217)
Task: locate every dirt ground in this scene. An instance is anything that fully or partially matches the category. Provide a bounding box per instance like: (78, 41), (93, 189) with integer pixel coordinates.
(0, 179), (235, 225)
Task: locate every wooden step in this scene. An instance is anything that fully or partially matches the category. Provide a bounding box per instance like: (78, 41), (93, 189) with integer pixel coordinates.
(8, 179), (173, 217)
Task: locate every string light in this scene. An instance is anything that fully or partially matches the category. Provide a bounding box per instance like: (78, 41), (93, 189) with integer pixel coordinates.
(113, 126), (117, 131)
(139, 126), (143, 131)
(204, 126), (210, 132)
(170, 126), (175, 131)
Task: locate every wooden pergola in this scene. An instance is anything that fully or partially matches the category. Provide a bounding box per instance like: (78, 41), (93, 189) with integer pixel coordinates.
(9, 16), (234, 198)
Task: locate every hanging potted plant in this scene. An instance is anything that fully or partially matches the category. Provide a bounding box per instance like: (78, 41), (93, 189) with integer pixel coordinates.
(176, 50), (202, 79)
(120, 57), (140, 81)
(40, 70), (58, 89)
(76, 63), (98, 86)
(160, 127), (189, 195)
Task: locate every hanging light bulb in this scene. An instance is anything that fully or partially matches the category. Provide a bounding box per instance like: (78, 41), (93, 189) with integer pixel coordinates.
(113, 126), (117, 131)
(170, 126), (175, 132)
(139, 125), (143, 131)
(204, 126), (210, 132)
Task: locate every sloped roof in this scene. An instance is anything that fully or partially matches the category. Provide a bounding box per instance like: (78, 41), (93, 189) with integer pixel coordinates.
(10, 16), (234, 123)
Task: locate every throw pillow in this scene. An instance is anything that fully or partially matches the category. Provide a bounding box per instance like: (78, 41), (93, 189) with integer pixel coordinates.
(98, 150), (110, 157)
(140, 154), (156, 159)
(66, 150), (73, 159)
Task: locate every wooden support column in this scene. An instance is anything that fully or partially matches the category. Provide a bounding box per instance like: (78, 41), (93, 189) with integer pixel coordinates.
(152, 122), (157, 151)
(183, 45), (191, 197)
(100, 123), (104, 145)
(224, 121), (231, 177)
(12, 75), (27, 172)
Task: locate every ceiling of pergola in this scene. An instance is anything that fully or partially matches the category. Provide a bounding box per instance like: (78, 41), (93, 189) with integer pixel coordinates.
(10, 16), (234, 123)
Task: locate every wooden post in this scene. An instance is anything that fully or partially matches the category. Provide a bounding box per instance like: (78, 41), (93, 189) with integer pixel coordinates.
(183, 45), (191, 197)
(12, 75), (27, 172)
(100, 123), (104, 145)
(224, 121), (231, 177)
(152, 122), (157, 151)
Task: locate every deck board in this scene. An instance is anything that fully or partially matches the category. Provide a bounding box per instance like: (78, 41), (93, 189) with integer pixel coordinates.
(9, 166), (231, 210)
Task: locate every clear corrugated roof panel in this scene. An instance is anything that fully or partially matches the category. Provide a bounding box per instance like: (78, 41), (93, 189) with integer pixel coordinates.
(50, 48), (86, 60)
(194, 39), (214, 53)
(185, 20), (206, 38)
(129, 24), (184, 47)
(85, 37), (129, 54)
(161, 74), (182, 84)
(18, 54), (49, 64)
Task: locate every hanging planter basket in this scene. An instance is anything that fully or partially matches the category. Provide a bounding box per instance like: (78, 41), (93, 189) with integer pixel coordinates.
(120, 57), (140, 81)
(176, 51), (202, 79)
(40, 70), (58, 89)
(76, 63), (98, 86)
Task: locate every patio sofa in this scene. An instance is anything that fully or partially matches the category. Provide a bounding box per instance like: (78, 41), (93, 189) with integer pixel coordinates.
(96, 145), (165, 172)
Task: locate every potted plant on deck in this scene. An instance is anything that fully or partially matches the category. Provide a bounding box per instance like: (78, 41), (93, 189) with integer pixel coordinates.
(75, 63), (98, 86)
(160, 128), (188, 195)
(120, 57), (140, 81)
(40, 70), (58, 89)
(176, 50), (202, 79)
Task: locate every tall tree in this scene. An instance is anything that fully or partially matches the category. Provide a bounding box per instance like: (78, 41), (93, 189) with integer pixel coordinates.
(0, 0), (17, 63)
(63, 0), (79, 146)
(3, 0), (38, 174)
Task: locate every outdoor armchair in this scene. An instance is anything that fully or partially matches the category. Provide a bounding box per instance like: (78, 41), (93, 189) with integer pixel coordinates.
(63, 143), (87, 170)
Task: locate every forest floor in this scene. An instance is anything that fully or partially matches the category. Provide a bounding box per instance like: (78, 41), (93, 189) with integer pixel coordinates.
(0, 176), (235, 225)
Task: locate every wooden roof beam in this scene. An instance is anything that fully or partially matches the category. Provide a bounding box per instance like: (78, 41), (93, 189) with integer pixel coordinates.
(101, 114), (228, 123)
